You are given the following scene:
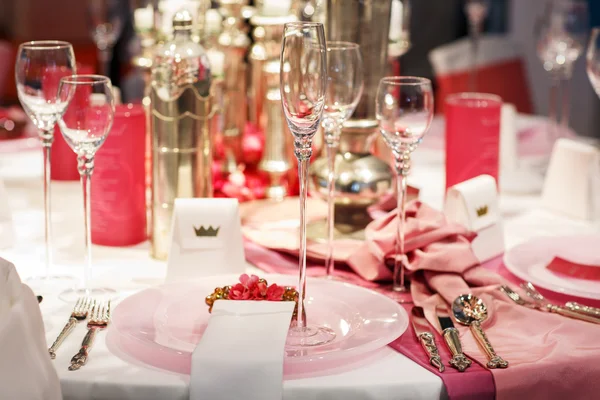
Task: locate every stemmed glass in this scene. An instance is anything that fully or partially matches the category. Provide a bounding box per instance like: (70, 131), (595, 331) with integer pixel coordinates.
(376, 77), (434, 300)
(322, 41), (364, 278)
(87, 0), (124, 76)
(15, 41), (77, 287)
(280, 21), (335, 346)
(586, 27), (600, 98)
(56, 75), (116, 301)
(464, 0), (490, 91)
(536, 0), (589, 137)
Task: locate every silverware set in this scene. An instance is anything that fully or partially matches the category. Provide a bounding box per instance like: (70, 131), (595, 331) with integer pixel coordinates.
(47, 297), (111, 370)
(500, 282), (600, 325)
(411, 293), (507, 373)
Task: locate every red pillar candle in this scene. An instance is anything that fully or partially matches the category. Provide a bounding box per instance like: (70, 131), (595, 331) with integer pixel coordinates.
(445, 93), (502, 189)
(91, 104), (147, 246)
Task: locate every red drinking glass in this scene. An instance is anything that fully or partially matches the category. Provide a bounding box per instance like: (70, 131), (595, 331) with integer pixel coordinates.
(91, 103), (147, 246)
(445, 92), (502, 189)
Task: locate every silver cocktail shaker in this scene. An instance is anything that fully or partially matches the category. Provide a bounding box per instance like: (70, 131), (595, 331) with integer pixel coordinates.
(149, 9), (215, 260)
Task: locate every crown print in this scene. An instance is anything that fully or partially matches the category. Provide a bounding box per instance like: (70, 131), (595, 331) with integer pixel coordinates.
(476, 205), (488, 217)
(194, 225), (220, 237)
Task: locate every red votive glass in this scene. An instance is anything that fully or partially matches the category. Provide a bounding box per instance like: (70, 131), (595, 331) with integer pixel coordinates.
(445, 92), (502, 189)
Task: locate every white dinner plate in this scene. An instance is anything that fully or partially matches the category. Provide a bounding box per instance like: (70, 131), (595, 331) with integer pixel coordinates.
(504, 234), (600, 300)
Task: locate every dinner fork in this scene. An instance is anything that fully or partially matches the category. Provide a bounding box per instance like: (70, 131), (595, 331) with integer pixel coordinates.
(68, 301), (111, 371)
(48, 297), (94, 359)
(499, 285), (537, 309)
(520, 282), (600, 324)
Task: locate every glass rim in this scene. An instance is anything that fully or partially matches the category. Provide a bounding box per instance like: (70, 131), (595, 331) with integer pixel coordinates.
(59, 74), (112, 85)
(19, 40), (72, 50)
(445, 92), (503, 105)
(326, 41), (360, 51)
(284, 21), (323, 29)
(379, 76), (431, 86)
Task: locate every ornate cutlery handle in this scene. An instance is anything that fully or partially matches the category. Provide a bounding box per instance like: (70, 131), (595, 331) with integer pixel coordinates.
(68, 328), (98, 371)
(565, 302), (600, 319)
(442, 327), (472, 372)
(48, 317), (78, 359)
(548, 304), (600, 324)
(469, 321), (508, 369)
(418, 332), (445, 373)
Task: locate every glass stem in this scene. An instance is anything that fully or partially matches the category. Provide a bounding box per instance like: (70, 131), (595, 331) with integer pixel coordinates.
(549, 74), (560, 143)
(393, 150), (410, 292)
(98, 46), (112, 78)
(295, 138), (312, 330)
(324, 123), (340, 277)
(77, 154), (94, 293)
(468, 21), (481, 92)
(559, 77), (571, 131)
(41, 130), (54, 278)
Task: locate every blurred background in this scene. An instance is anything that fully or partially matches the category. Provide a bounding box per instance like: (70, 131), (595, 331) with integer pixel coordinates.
(0, 0), (598, 137)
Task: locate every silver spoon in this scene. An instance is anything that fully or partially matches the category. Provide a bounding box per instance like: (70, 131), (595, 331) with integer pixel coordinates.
(452, 294), (508, 369)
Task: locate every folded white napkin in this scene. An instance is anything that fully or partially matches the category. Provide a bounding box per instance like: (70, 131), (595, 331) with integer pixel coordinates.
(190, 300), (295, 400)
(0, 257), (62, 400)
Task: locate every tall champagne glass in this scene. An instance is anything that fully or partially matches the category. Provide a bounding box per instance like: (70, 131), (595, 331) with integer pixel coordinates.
(536, 0), (588, 138)
(586, 27), (600, 98)
(88, 0), (124, 76)
(56, 75), (116, 301)
(15, 41), (76, 287)
(376, 77), (434, 301)
(322, 41), (364, 278)
(280, 22), (335, 346)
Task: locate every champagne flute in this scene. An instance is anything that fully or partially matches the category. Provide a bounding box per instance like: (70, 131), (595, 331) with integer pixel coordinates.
(376, 77), (434, 301)
(322, 41), (364, 278)
(536, 0), (588, 138)
(87, 0), (124, 76)
(15, 41), (77, 287)
(586, 27), (600, 98)
(56, 75), (116, 301)
(280, 21), (335, 346)
(464, 0), (490, 91)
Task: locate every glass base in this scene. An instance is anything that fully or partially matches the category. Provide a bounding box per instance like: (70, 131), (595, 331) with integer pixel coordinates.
(321, 273), (345, 282)
(25, 274), (76, 292)
(59, 287), (118, 303)
(385, 286), (413, 304)
(286, 324), (336, 347)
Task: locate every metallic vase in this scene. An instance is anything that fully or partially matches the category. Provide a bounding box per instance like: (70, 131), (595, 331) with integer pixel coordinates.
(149, 10), (216, 260)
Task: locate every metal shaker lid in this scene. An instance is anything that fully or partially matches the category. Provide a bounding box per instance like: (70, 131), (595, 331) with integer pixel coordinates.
(172, 9), (193, 30)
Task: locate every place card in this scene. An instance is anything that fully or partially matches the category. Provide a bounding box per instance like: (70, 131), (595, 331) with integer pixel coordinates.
(0, 178), (14, 249)
(190, 300), (294, 400)
(541, 138), (600, 221)
(444, 174), (504, 263)
(166, 198), (245, 283)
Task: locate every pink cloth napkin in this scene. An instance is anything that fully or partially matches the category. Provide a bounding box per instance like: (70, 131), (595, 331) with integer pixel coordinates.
(244, 199), (600, 400)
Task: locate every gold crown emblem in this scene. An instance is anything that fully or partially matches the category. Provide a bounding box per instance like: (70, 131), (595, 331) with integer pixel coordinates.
(476, 205), (488, 217)
(194, 225), (220, 237)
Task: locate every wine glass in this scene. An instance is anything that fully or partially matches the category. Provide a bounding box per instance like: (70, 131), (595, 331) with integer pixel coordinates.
(464, 0), (490, 91)
(15, 41), (77, 287)
(376, 77), (434, 301)
(586, 27), (600, 98)
(322, 41), (363, 278)
(280, 21), (335, 346)
(56, 75), (116, 301)
(87, 0), (124, 76)
(536, 0), (589, 136)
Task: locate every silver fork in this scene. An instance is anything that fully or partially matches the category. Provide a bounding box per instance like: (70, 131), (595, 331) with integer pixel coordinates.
(565, 302), (600, 318)
(520, 282), (600, 324)
(68, 301), (111, 371)
(48, 297), (94, 359)
(499, 285), (538, 309)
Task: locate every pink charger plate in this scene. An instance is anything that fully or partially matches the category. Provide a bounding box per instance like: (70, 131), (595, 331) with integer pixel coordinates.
(110, 274), (408, 379)
(504, 234), (600, 300)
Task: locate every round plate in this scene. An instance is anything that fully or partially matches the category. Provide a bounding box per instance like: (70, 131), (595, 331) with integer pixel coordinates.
(110, 274), (408, 378)
(504, 235), (600, 300)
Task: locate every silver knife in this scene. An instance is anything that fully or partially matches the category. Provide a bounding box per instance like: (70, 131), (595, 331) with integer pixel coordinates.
(411, 306), (444, 372)
(436, 304), (472, 372)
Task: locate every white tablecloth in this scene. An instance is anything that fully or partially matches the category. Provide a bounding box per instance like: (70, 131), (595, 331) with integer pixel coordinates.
(0, 138), (597, 400)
